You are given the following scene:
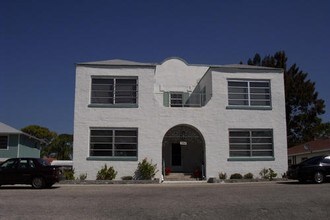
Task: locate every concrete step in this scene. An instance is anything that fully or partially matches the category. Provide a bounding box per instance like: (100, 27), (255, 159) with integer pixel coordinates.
(164, 173), (199, 181)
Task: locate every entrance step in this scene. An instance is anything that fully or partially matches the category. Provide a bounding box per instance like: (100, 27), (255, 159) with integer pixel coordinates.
(164, 173), (198, 181)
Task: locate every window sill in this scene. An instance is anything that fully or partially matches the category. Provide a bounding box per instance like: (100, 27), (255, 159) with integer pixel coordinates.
(227, 157), (275, 161)
(226, 106), (272, 110)
(88, 104), (138, 108)
(86, 156), (138, 161)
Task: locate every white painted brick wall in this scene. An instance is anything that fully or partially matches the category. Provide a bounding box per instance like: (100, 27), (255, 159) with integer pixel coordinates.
(73, 58), (288, 180)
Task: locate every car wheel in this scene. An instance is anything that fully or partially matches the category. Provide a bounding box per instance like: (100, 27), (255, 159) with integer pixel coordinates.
(32, 177), (45, 189)
(314, 172), (324, 184)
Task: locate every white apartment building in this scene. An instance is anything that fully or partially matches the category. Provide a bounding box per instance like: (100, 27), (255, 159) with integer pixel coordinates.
(73, 57), (288, 180)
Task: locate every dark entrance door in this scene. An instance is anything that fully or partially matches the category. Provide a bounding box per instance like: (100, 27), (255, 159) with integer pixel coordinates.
(172, 143), (181, 166)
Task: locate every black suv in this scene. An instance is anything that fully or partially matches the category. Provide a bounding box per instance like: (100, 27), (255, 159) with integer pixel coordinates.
(287, 155), (330, 183)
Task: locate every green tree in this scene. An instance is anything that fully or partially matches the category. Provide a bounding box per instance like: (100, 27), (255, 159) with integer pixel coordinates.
(246, 51), (326, 147)
(21, 125), (57, 143)
(315, 122), (330, 139)
(48, 134), (73, 160)
(21, 125), (57, 156)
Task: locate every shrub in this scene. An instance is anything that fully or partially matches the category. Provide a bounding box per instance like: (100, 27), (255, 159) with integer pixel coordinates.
(96, 164), (117, 180)
(259, 168), (269, 179)
(244, 173), (254, 179)
(267, 168), (277, 181)
(79, 173), (87, 180)
(219, 172), (227, 180)
(135, 158), (158, 180)
(63, 169), (75, 180)
(121, 176), (133, 180)
(230, 173), (243, 179)
(259, 168), (278, 181)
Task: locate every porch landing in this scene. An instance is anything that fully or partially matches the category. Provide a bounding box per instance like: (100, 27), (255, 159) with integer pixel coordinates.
(164, 172), (201, 181)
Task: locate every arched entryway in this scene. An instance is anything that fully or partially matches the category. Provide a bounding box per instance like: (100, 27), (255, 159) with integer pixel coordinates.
(162, 124), (205, 178)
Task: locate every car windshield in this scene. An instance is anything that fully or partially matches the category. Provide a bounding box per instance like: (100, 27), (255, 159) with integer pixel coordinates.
(0, 159), (17, 168)
(300, 156), (323, 165)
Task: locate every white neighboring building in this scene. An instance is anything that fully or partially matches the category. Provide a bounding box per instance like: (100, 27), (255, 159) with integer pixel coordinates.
(73, 57), (288, 180)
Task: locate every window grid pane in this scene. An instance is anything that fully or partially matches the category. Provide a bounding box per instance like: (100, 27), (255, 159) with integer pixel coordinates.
(170, 93), (183, 107)
(0, 136), (8, 149)
(229, 129), (273, 157)
(228, 80), (271, 107)
(90, 129), (137, 157)
(91, 78), (137, 105)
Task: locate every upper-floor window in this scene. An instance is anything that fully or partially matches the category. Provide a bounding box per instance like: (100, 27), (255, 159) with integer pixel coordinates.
(228, 80), (271, 107)
(170, 92), (184, 107)
(0, 136), (8, 149)
(229, 129), (273, 158)
(91, 77), (138, 106)
(163, 91), (205, 108)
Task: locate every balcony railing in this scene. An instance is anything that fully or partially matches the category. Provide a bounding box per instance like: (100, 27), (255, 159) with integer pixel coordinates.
(158, 92), (206, 108)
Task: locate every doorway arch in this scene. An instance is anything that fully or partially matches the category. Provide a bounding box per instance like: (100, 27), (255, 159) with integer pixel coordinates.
(162, 124), (205, 177)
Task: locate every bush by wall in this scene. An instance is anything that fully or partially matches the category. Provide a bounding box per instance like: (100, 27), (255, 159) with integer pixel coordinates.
(96, 164), (117, 180)
(79, 173), (87, 180)
(230, 173), (243, 179)
(243, 173), (254, 179)
(63, 169), (75, 180)
(134, 158), (158, 180)
(219, 172), (227, 180)
(259, 168), (277, 181)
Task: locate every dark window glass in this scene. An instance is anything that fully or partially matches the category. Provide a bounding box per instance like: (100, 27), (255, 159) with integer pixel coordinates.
(0, 136), (8, 149)
(90, 129), (137, 158)
(228, 80), (271, 107)
(301, 156), (323, 165)
(229, 129), (273, 158)
(170, 93), (183, 107)
(91, 78), (137, 105)
(322, 157), (330, 164)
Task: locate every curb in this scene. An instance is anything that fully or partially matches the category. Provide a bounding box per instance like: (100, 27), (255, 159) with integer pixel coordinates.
(59, 179), (160, 185)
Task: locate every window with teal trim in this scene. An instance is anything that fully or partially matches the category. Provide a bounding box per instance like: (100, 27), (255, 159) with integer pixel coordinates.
(229, 129), (273, 157)
(90, 128), (137, 157)
(228, 80), (271, 107)
(91, 77), (138, 105)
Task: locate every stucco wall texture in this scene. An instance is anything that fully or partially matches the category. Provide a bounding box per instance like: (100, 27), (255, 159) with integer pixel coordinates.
(73, 58), (288, 180)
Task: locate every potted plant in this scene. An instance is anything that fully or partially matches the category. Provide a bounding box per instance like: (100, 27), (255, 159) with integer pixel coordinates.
(165, 167), (171, 175)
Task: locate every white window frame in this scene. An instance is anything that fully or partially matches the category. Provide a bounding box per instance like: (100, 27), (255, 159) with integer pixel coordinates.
(228, 79), (271, 107)
(89, 128), (138, 158)
(229, 129), (274, 158)
(90, 77), (138, 106)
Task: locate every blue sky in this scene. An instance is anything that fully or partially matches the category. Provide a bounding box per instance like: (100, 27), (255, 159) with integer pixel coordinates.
(1, 0), (329, 134)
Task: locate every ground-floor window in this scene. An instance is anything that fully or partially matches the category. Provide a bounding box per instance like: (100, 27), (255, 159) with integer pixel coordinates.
(90, 128), (138, 158)
(229, 129), (273, 157)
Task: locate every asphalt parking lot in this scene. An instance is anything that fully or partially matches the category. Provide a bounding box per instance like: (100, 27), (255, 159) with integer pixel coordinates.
(0, 181), (329, 219)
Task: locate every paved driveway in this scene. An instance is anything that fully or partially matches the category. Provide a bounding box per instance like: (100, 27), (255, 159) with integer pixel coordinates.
(0, 181), (329, 219)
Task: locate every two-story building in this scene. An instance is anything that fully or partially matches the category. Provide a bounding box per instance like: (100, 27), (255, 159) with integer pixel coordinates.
(73, 57), (288, 180)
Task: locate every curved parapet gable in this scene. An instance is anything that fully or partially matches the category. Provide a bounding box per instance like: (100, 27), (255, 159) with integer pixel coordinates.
(161, 57), (189, 65)
(154, 57), (209, 106)
(155, 58), (209, 92)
